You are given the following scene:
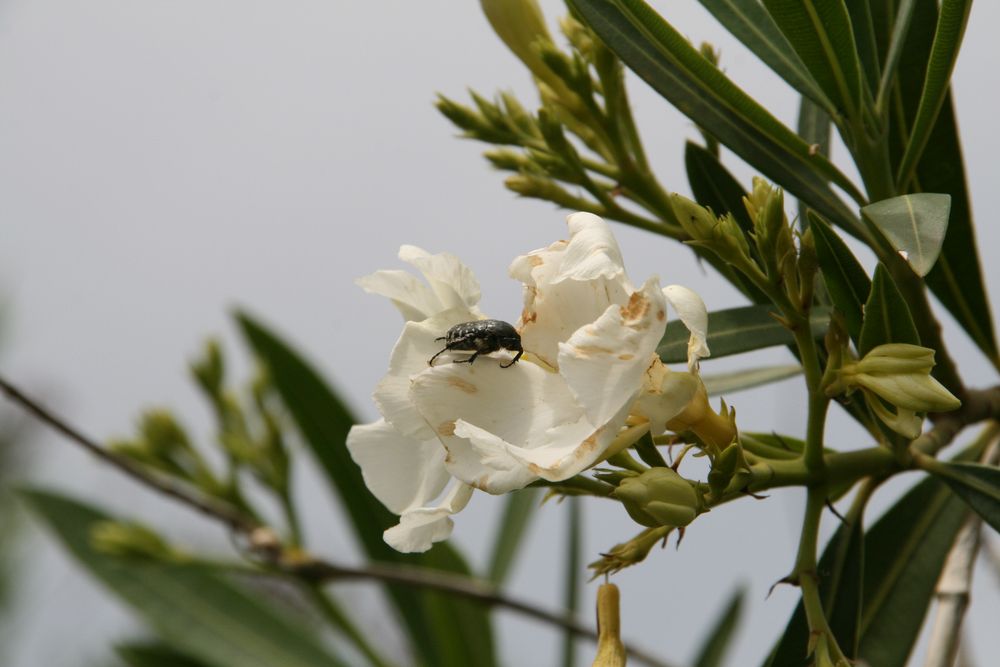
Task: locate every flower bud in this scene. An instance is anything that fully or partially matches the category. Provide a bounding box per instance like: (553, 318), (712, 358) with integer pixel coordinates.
(591, 583), (627, 667)
(91, 521), (182, 562)
(833, 343), (961, 438)
(613, 467), (702, 528)
(191, 338), (225, 399)
(669, 195), (752, 268)
(481, 0), (555, 85)
(708, 442), (742, 497)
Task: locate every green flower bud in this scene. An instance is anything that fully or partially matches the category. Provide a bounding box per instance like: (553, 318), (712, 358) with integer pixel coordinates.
(708, 442), (741, 496)
(613, 467), (703, 528)
(190, 338), (225, 399)
(139, 410), (192, 458)
(669, 195), (752, 268)
(480, 0), (554, 85)
(91, 521), (182, 562)
(834, 343), (961, 438)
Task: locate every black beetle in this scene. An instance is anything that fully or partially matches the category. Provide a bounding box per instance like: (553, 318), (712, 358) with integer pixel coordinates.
(428, 319), (524, 368)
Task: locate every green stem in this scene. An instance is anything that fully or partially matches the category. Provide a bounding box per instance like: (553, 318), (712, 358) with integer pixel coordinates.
(795, 487), (850, 666)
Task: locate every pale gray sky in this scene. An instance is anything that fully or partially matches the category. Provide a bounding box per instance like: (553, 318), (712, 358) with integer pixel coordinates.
(1, 1), (998, 665)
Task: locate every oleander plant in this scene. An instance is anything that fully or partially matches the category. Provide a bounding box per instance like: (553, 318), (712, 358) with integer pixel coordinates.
(3, 1), (999, 666)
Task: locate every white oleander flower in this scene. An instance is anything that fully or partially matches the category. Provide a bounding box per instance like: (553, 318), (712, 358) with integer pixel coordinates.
(348, 213), (709, 552)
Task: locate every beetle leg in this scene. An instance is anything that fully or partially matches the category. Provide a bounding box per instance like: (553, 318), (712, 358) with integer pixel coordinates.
(454, 351), (479, 365)
(499, 350), (523, 368)
(428, 346), (450, 366)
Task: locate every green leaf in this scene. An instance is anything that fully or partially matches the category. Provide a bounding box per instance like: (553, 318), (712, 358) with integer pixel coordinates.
(236, 312), (496, 667)
(880, 0), (998, 368)
(486, 487), (541, 586)
(117, 643), (213, 667)
(895, 0), (973, 189)
(695, 0), (831, 112)
(764, 519), (863, 665)
(658, 304), (830, 363)
(761, 0), (865, 118)
(702, 364), (802, 396)
(692, 587), (745, 667)
(925, 461), (1000, 534)
(568, 0), (865, 232)
(21, 489), (348, 667)
(809, 211), (871, 346)
(857, 446), (981, 666)
(857, 264), (919, 356)
(861, 193), (950, 277)
(845, 0), (882, 96)
(795, 95), (833, 225)
(874, 0), (917, 110)
(560, 497), (582, 667)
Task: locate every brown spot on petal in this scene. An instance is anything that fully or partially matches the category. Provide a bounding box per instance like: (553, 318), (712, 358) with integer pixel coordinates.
(437, 420), (457, 436)
(528, 255), (544, 268)
(520, 308), (537, 325)
(618, 353), (635, 361)
(572, 344), (614, 358)
(657, 309), (666, 322)
(620, 291), (650, 322)
(447, 377), (478, 394)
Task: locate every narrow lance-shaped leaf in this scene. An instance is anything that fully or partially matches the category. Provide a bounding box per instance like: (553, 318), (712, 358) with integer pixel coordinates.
(895, 0), (973, 189)
(21, 490), (348, 667)
(809, 212), (871, 346)
(761, 0), (865, 119)
(702, 364), (802, 396)
(861, 193), (950, 277)
(880, 0), (998, 369)
(845, 0), (882, 96)
(658, 304), (830, 363)
(236, 312), (496, 667)
(695, 0), (832, 113)
(116, 643), (213, 667)
(487, 487), (541, 586)
(795, 96), (832, 227)
(858, 442), (985, 666)
(560, 497), (583, 667)
(568, 0), (866, 234)
(923, 460), (1000, 534)
(857, 264), (919, 356)
(693, 587), (745, 667)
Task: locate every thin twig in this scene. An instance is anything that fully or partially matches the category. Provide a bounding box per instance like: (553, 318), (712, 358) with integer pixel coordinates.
(923, 437), (1000, 667)
(0, 375), (256, 533)
(0, 373), (675, 667)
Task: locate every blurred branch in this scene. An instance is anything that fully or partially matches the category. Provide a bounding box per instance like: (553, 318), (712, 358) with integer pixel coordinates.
(0, 375), (256, 533)
(0, 373), (675, 667)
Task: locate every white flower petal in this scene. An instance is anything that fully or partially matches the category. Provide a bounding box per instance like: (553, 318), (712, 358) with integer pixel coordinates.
(383, 483), (474, 553)
(663, 284), (710, 370)
(399, 245), (481, 314)
(373, 309), (477, 441)
(410, 359), (628, 492)
(633, 363), (702, 435)
(346, 419), (450, 515)
(355, 270), (441, 322)
(510, 214), (631, 366)
(558, 277), (667, 427)
(556, 212), (628, 283)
